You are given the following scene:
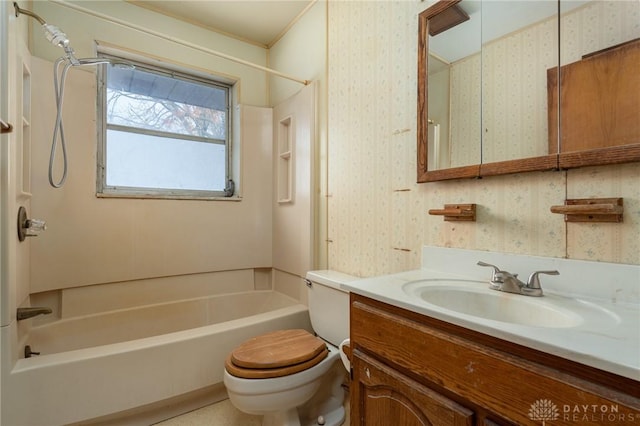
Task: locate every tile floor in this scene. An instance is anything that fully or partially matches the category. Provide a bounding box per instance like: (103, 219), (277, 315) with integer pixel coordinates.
(154, 398), (350, 426)
(153, 399), (260, 426)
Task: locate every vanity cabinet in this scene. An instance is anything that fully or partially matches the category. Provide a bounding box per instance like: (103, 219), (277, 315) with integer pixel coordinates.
(349, 293), (640, 426)
(353, 352), (473, 425)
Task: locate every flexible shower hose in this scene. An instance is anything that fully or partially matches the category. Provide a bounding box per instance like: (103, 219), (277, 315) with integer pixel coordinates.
(49, 57), (73, 188)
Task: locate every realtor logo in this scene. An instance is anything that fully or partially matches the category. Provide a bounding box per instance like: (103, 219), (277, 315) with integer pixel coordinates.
(529, 399), (560, 425)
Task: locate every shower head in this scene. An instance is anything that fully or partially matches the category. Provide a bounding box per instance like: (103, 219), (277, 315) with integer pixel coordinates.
(42, 24), (70, 48)
(13, 2), (134, 70)
(14, 2), (81, 65)
(13, 3), (135, 189)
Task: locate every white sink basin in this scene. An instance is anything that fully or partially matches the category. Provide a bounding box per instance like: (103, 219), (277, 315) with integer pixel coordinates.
(402, 279), (619, 328)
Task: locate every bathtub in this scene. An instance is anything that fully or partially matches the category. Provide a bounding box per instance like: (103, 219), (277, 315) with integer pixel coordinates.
(3, 290), (312, 426)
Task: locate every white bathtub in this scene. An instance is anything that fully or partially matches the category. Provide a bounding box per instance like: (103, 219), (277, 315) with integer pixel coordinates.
(4, 290), (312, 426)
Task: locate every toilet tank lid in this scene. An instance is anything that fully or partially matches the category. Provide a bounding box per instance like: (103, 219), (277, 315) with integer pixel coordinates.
(306, 270), (360, 291)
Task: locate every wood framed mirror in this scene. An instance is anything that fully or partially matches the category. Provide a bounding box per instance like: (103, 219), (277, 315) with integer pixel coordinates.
(417, 0), (640, 183)
(418, 0), (481, 182)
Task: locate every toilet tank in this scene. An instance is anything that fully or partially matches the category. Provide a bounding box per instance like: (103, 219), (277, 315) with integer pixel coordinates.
(305, 270), (359, 347)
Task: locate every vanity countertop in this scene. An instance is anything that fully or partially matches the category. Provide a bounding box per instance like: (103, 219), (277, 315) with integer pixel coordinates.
(341, 247), (640, 381)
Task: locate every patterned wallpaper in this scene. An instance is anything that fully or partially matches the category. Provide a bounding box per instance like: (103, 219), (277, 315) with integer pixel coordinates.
(480, 17), (557, 163)
(561, 1), (640, 64)
(326, 1), (640, 278)
(449, 53), (481, 167)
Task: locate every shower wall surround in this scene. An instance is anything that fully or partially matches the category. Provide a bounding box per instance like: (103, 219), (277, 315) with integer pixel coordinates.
(26, 1), (279, 293)
(30, 58), (274, 293)
(326, 1), (640, 277)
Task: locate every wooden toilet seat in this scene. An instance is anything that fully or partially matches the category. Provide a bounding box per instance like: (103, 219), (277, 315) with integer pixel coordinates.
(225, 329), (329, 379)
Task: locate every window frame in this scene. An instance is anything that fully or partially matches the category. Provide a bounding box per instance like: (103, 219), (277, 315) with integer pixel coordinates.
(96, 54), (234, 200)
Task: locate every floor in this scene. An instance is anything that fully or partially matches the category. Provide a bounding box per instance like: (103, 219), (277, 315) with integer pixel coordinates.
(154, 398), (350, 426)
(153, 399), (261, 426)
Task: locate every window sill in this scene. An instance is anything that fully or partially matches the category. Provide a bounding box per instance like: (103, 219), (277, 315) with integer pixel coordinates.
(96, 192), (242, 202)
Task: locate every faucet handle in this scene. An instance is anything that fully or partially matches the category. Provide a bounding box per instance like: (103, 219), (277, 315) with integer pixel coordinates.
(477, 261), (500, 271)
(17, 206), (47, 241)
(25, 218), (47, 236)
(527, 270), (559, 289)
(477, 261), (505, 282)
(477, 260), (502, 277)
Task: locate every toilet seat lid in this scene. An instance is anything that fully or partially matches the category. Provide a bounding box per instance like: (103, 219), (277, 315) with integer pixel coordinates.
(230, 329), (326, 369)
(225, 347), (329, 379)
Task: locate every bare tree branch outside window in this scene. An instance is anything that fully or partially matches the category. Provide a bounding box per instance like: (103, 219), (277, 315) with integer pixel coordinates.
(106, 91), (226, 140)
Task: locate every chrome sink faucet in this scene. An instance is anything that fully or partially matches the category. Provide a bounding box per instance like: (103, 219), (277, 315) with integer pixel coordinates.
(477, 261), (559, 297)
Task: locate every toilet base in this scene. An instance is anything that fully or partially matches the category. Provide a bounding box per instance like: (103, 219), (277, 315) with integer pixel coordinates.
(317, 403), (346, 426)
(246, 361), (347, 426)
(300, 396), (345, 426)
(262, 408), (300, 426)
(295, 363), (346, 426)
(262, 399), (345, 426)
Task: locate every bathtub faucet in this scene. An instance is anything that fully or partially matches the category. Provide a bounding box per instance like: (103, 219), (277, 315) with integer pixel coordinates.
(17, 307), (52, 321)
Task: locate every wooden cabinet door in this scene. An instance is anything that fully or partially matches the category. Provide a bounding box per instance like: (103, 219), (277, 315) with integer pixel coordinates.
(547, 39), (640, 154)
(352, 351), (474, 426)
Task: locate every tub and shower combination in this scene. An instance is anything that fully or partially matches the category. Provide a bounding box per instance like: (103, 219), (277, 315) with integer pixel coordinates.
(4, 284), (311, 425)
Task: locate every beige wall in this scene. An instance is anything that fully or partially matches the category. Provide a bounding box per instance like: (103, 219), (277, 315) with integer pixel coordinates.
(1, 1), (32, 326)
(326, 1), (640, 278)
(23, 2), (281, 293)
(269, 1), (328, 269)
(29, 58), (273, 292)
(31, 1), (269, 107)
(269, 1), (326, 107)
(272, 84), (315, 274)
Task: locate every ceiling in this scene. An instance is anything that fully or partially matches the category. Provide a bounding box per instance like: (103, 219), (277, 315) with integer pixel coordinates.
(128, 0), (314, 47)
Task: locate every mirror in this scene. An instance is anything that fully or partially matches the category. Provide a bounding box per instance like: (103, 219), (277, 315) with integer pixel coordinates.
(426, 1), (481, 172)
(418, 0), (481, 181)
(418, 0), (640, 183)
(480, 1), (559, 165)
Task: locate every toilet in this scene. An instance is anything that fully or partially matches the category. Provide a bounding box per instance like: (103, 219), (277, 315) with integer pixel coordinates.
(223, 270), (358, 426)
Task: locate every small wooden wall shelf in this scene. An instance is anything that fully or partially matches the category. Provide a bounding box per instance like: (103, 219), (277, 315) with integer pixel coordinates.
(428, 204), (476, 222)
(550, 198), (623, 223)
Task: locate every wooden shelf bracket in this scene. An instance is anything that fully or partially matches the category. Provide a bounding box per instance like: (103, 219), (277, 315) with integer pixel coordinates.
(550, 198), (623, 223)
(428, 204), (476, 222)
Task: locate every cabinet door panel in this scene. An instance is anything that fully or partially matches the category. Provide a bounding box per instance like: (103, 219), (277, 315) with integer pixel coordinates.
(352, 351), (473, 426)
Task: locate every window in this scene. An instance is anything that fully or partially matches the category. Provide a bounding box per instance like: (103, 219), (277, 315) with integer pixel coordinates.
(97, 55), (233, 199)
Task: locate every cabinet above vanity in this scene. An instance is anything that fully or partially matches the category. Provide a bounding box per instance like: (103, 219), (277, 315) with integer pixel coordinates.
(418, 0), (640, 182)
